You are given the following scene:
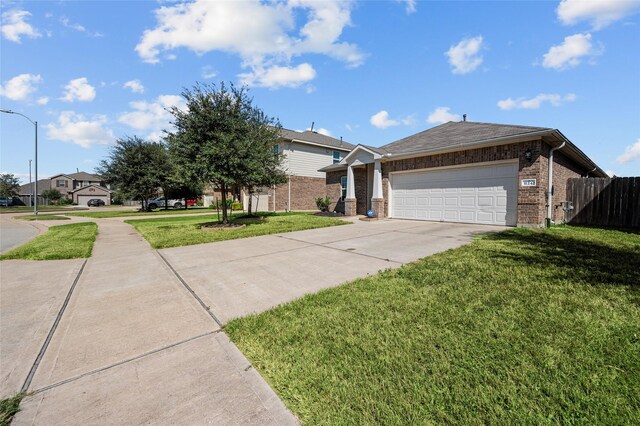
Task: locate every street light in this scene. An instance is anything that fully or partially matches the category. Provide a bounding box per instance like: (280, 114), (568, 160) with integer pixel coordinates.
(0, 109), (38, 215)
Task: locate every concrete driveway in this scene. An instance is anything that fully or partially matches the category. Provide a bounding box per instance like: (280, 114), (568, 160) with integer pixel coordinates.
(160, 219), (499, 324)
(3, 216), (501, 424)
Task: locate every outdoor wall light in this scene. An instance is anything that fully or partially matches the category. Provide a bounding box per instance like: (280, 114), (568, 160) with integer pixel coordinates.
(524, 148), (533, 162)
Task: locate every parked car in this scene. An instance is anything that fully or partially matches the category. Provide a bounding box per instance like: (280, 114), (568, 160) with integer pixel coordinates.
(87, 198), (105, 207)
(0, 197), (14, 207)
(147, 197), (183, 209)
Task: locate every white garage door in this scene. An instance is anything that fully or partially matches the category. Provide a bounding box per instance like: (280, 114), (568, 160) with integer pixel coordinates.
(391, 162), (518, 226)
(77, 195), (107, 206)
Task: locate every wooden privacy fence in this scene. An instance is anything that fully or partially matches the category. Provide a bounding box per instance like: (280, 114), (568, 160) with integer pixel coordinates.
(566, 177), (640, 228)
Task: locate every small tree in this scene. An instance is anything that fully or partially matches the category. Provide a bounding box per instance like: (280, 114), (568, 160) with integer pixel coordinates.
(97, 136), (170, 210)
(0, 173), (20, 198)
(167, 82), (284, 223)
(42, 188), (63, 204)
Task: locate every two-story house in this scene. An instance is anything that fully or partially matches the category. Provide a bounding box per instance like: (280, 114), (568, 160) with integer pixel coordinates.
(18, 171), (112, 206)
(261, 129), (354, 211)
(203, 129), (355, 212)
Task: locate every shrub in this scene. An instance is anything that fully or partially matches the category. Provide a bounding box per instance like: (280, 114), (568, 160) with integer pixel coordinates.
(55, 198), (73, 205)
(316, 197), (332, 212)
(231, 202), (243, 210)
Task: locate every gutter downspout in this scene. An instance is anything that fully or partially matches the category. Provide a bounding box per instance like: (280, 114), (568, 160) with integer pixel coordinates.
(546, 141), (566, 227)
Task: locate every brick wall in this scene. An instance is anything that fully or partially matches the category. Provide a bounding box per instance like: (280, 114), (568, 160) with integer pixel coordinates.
(354, 168), (367, 214)
(326, 171), (343, 212)
(269, 175), (327, 211)
(539, 145), (584, 223)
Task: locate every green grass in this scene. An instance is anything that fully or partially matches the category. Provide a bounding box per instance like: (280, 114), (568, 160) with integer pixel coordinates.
(0, 394), (23, 426)
(226, 226), (640, 425)
(68, 206), (212, 219)
(0, 222), (98, 260)
(126, 212), (348, 249)
(0, 205), (88, 214)
(17, 214), (70, 221)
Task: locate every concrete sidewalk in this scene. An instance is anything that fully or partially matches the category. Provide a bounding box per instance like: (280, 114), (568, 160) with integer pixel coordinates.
(11, 220), (298, 425)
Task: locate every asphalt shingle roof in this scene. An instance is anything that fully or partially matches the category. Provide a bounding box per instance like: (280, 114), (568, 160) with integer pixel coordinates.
(280, 128), (355, 151)
(380, 121), (552, 154)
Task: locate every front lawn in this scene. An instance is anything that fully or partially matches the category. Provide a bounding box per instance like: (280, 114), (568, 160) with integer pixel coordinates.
(17, 214), (70, 221)
(226, 226), (640, 424)
(0, 206), (88, 214)
(68, 206), (213, 219)
(0, 222), (98, 260)
(0, 394), (23, 426)
(126, 212), (348, 249)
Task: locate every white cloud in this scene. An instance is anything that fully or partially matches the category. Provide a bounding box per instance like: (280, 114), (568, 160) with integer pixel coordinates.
(542, 33), (601, 70)
(615, 139), (640, 164)
(61, 77), (96, 102)
(239, 63), (316, 89)
(60, 16), (103, 37)
(398, 0), (417, 14)
(46, 111), (115, 148)
(201, 66), (217, 79)
(370, 110), (417, 129)
(427, 107), (461, 124)
(135, 0), (364, 88)
(0, 73), (42, 101)
(123, 79), (144, 94)
(445, 35), (484, 74)
(1, 9), (41, 43)
(557, 0), (640, 30)
(370, 111), (399, 129)
(118, 95), (186, 141)
(497, 93), (577, 110)
(36, 96), (49, 105)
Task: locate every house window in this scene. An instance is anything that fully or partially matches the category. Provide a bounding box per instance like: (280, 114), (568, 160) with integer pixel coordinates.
(82, 181), (88, 187)
(333, 151), (340, 164)
(56, 179), (67, 188)
(340, 176), (347, 201)
(273, 144), (279, 155)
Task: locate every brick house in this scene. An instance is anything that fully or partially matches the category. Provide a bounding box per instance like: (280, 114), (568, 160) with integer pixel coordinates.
(320, 121), (605, 227)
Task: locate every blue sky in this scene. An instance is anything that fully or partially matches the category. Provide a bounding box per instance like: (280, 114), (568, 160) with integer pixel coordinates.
(1, 0), (639, 183)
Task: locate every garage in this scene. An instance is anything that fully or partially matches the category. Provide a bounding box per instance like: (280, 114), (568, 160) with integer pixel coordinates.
(390, 162), (518, 226)
(73, 184), (111, 206)
(77, 195), (108, 206)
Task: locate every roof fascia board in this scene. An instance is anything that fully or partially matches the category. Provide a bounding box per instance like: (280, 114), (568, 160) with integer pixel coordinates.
(342, 145), (382, 163)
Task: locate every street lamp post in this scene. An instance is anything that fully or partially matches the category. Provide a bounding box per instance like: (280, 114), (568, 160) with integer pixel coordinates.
(0, 109), (38, 215)
(29, 159), (32, 207)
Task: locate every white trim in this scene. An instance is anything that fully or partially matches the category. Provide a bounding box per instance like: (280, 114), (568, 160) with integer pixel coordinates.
(287, 138), (352, 152)
(342, 145), (382, 164)
(388, 159), (519, 223)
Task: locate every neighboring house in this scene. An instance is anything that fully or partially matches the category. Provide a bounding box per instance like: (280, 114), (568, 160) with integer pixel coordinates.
(320, 121), (605, 227)
(17, 171), (112, 206)
(203, 128), (355, 211)
(267, 129), (354, 211)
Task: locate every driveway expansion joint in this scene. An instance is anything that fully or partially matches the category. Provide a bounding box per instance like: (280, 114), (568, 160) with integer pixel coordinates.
(30, 331), (218, 395)
(156, 250), (225, 328)
(22, 259), (88, 393)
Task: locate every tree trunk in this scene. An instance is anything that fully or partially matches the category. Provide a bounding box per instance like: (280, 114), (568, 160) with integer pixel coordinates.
(221, 182), (228, 224)
(248, 188), (253, 216)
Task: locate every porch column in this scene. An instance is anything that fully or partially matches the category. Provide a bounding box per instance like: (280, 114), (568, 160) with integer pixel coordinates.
(344, 164), (356, 216)
(370, 160), (385, 218)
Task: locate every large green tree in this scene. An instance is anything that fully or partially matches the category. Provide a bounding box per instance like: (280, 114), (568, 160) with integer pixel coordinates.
(97, 136), (170, 210)
(167, 82), (284, 223)
(0, 173), (20, 198)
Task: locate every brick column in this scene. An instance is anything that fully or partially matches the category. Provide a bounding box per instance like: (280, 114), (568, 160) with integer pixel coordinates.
(344, 198), (357, 216)
(370, 198), (384, 218)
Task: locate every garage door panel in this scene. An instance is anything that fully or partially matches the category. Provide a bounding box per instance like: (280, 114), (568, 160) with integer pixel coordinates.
(391, 163), (517, 226)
